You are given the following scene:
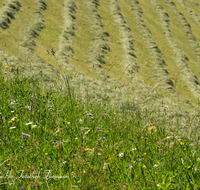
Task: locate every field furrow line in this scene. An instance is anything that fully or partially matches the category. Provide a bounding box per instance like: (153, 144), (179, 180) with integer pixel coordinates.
(19, 0), (47, 53)
(176, 0), (200, 26)
(110, 0), (156, 92)
(110, 0), (139, 76)
(188, 0), (200, 9)
(150, 0), (200, 100)
(165, 0), (200, 62)
(130, 0), (175, 93)
(85, 0), (112, 80)
(0, 0), (21, 30)
(55, 0), (77, 73)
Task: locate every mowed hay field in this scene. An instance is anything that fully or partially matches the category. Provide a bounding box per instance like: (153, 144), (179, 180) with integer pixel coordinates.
(2, 0), (200, 188)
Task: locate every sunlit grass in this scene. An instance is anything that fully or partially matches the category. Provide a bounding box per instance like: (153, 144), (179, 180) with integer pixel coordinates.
(1, 66), (200, 189)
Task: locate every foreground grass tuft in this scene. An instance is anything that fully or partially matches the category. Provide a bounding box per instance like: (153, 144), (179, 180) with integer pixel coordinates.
(1, 66), (200, 189)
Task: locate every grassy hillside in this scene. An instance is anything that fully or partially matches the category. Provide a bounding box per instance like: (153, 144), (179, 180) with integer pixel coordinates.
(1, 0), (200, 188)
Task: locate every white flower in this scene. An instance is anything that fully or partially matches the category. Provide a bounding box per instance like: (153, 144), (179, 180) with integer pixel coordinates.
(157, 184), (159, 187)
(11, 117), (17, 121)
(26, 122), (33, 125)
(32, 125), (37, 128)
(79, 119), (83, 123)
(75, 137), (78, 140)
(118, 153), (124, 157)
(98, 153), (101, 155)
(67, 122), (70, 125)
(63, 161), (67, 164)
(71, 172), (75, 177)
(25, 105), (31, 110)
(11, 110), (14, 113)
(83, 171), (86, 173)
(10, 126), (16, 129)
(132, 148), (137, 151)
(153, 164), (159, 168)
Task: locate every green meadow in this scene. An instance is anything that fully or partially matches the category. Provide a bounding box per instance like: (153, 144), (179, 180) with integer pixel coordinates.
(1, 0), (200, 189)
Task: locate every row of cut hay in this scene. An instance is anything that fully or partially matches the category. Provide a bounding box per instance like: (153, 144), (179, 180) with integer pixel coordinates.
(0, 0), (21, 30)
(188, 0), (200, 9)
(165, 0), (200, 62)
(19, 0), (47, 53)
(130, 0), (175, 93)
(55, 0), (77, 74)
(149, 0), (198, 104)
(84, 0), (112, 81)
(177, 0), (200, 27)
(110, 0), (139, 76)
(110, 0), (161, 96)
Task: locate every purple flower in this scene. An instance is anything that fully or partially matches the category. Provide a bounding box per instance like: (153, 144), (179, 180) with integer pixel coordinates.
(150, 123), (153, 126)
(87, 113), (92, 116)
(91, 117), (94, 119)
(0, 139), (2, 142)
(20, 186), (25, 189)
(23, 135), (29, 139)
(96, 127), (100, 130)
(98, 130), (103, 132)
(103, 137), (106, 140)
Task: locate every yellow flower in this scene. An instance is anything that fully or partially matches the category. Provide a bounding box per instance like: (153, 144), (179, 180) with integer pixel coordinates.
(5, 66), (9, 68)
(148, 126), (153, 131)
(143, 153), (147, 156)
(188, 166), (191, 169)
(154, 172), (156, 174)
(143, 165), (146, 168)
(90, 167), (93, 170)
(180, 142), (184, 145)
(8, 121), (12, 123)
(108, 154), (111, 160)
(16, 114), (18, 117)
(133, 161), (136, 164)
(84, 147), (89, 151)
(45, 153), (48, 155)
(7, 163), (10, 166)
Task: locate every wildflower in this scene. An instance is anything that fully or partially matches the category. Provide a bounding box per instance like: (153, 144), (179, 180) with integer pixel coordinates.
(67, 122), (70, 125)
(103, 163), (109, 170)
(98, 130), (103, 132)
(16, 114), (18, 117)
(133, 161), (136, 164)
(63, 161), (67, 164)
(71, 172), (75, 177)
(8, 121), (12, 123)
(79, 119), (82, 123)
(188, 166), (191, 169)
(45, 153), (48, 155)
(5, 66), (9, 68)
(25, 105), (31, 110)
(132, 148), (137, 151)
(102, 137), (106, 140)
(87, 113), (92, 116)
(11, 110), (14, 113)
(180, 142), (184, 145)
(91, 117), (94, 119)
(90, 167), (93, 170)
(143, 153), (147, 156)
(10, 126), (16, 129)
(11, 117), (17, 121)
(25, 122), (33, 125)
(20, 186), (25, 189)
(108, 154), (111, 160)
(7, 163), (10, 166)
(0, 139), (2, 142)
(84, 147), (89, 151)
(83, 171), (86, 173)
(118, 153), (124, 157)
(98, 153), (102, 155)
(143, 165), (146, 168)
(96, 127), (100, 130)
(32, 125), (37, 128)
(75, 137), (78, 140)
(23, 135), (29, 139)
(153, 164), (159, 167)
(148, 126), (153, 131)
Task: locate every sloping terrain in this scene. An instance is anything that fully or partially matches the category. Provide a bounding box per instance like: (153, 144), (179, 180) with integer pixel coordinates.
(1, 0), (200, 134)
